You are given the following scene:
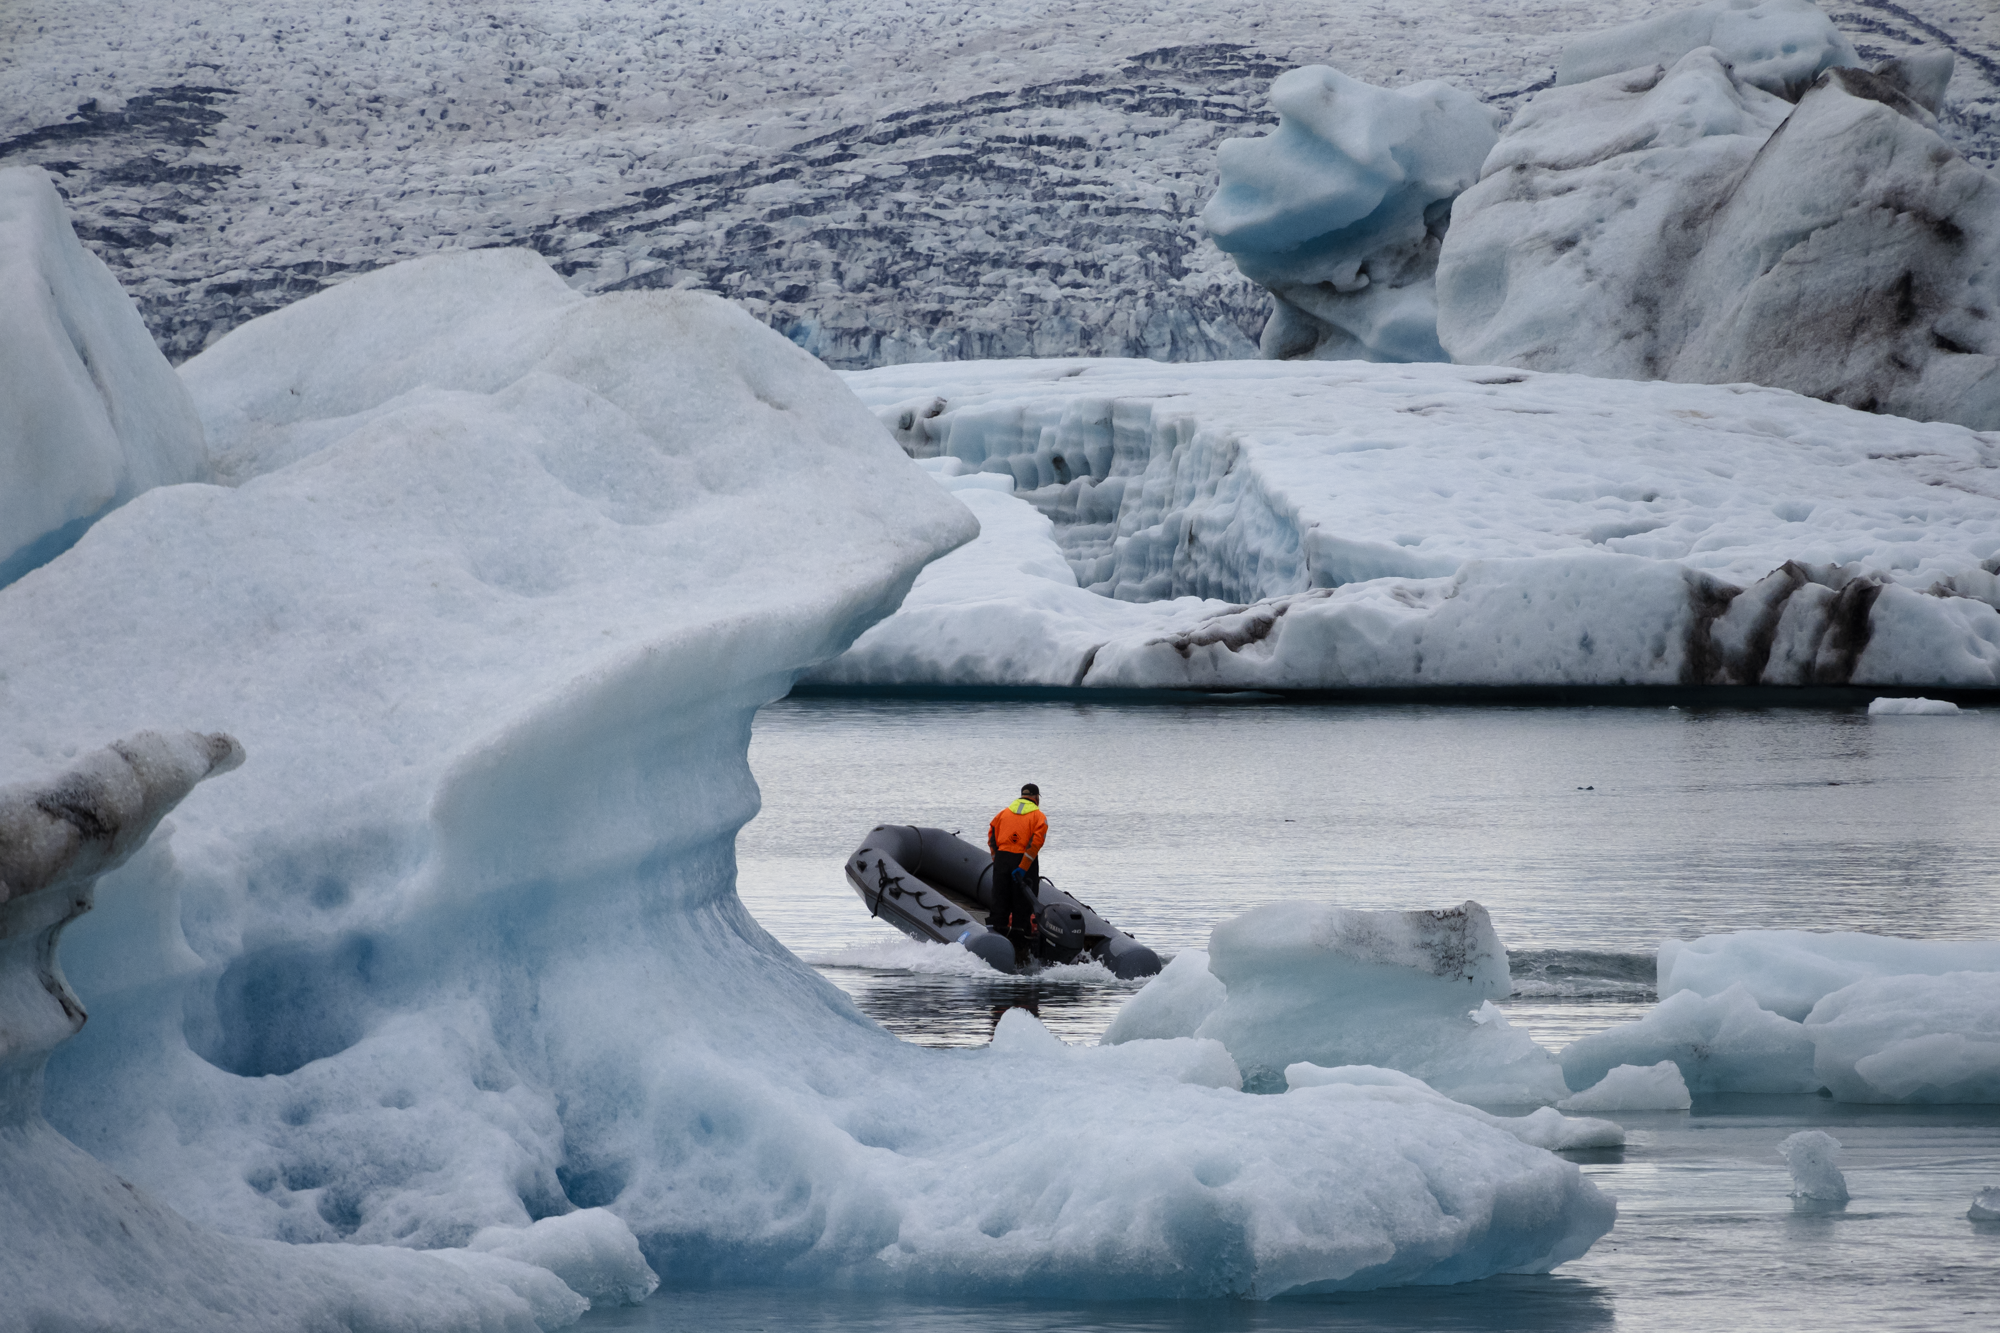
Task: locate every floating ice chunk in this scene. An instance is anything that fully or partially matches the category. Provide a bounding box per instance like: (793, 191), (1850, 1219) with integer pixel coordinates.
(995, 1007), (1242, 1089)
(1185, 901), (1570, 1103)
(1100, 948), (1228, 1045)
(1285, 1064), (1625, 1150)
(1970, 1187), (2000, 1221)
(0, 168), (207, 584)
(1557, 1061), (1694, 1112)
(1556, 0), (1859, 99)
(1204, 66), (1496, 362)
(1867, 696), (1963, 715)
(1561, 984), (1819, 1095)
(1806, 973), (2000, 1103)
(1660, 931), (2000, 1021)
(1778, 1130), (1849, 1203)
(466, 1210), (659, 1308)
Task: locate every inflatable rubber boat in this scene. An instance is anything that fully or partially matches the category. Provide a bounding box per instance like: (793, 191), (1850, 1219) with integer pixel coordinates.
(843, 825), (1162, 978)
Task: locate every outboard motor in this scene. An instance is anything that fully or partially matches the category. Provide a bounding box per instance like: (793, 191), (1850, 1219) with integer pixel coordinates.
(1038, 899), (1088, 957)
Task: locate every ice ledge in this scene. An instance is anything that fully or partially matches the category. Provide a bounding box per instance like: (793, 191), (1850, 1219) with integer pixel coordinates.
(829, 358), (2000, 691)
(1, 731), (241, 1120)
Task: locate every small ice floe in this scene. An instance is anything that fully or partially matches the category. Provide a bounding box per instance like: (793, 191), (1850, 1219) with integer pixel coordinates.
(1558, 1060), (1693, 1112)
(1969, 1187), (2000, 1222)
(1867, 696), (1963, 716)
(1779, 1130), (1849, 1205)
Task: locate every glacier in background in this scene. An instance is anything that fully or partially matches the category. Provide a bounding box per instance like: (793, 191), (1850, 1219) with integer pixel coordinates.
(2, 0), (1997, 367)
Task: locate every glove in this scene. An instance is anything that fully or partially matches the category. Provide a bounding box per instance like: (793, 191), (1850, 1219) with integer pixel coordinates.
(1011, 867), (1028, 885)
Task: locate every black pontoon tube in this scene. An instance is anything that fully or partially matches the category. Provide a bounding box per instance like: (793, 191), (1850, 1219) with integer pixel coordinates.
(842, 825), (1162, 979)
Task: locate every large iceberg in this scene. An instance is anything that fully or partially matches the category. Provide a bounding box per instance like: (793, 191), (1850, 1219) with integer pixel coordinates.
(1104, 902), (1571, 1104)
(1204, 67), (1497, 362)
(1438, 3), (2000, 431)
(1, 241), (1617, 1312)
(820, 357), (2000, 690)
(0, 169), (206, 584)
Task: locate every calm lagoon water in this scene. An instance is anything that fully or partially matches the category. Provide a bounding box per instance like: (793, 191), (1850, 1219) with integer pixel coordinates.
(588, 697), (2000, 1332)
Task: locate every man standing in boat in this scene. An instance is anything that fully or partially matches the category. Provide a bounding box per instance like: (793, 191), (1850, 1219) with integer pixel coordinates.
(987, 783), (1047, 948)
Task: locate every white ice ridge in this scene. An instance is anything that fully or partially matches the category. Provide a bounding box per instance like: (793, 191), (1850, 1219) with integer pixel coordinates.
(2, 244), (1617, 1306)
(1440, 5), (2000, 431)
(1971, 1186), (2000, 1221)
(819, 357), (2000, 690)
(1658, 930), (2000, 1020)
(0, 168), (206, 584)
(1283, 1064), (1625, 1151)
(1203, 66), (1496, 362)
(1103, 902), (1571, 1104)
(1562, 930), (2000, 1102)
(1555, 0), (1859, 97)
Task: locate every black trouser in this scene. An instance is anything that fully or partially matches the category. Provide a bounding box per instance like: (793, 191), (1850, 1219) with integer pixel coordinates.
(990, 852), (1038, 938)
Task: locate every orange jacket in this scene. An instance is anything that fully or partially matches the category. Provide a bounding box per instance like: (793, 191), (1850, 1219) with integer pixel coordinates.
(988, 798), (1047, 857)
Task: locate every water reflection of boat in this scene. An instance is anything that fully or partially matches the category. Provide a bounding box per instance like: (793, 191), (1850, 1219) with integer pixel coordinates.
(843, 825), (1163, 978)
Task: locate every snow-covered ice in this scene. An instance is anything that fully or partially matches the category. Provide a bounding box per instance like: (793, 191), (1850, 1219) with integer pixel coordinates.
(1868, 695), (1966, 714)
(0, 243), (1617, 1311)
(1106, 902), (1571, 1103)
(825, 357), (2000, 690)
(1284, 1064), (1625, 1151)
(1557, 1062), (1694, 1112)
(1203, 66), (1495, 362)
(1659, 930), (2000, 1020)
(1971, 1186), (2000, 1220)
(1778, 1129), (1850, 1203)
(0, 168), (206, 583)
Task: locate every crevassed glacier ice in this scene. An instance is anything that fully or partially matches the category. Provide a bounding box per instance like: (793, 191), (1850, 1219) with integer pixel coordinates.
(1440, 16), (2000, 431)
(826, 358), (2000, 690)
(4, 246), (1616, 1305)
(1658, 930), (2000, 1021)
(1107, 901), (1571, 1104)
(1556, 0), (1858, 98)
(1204, 67), (1496, 362)
(0, 168), (206, 585)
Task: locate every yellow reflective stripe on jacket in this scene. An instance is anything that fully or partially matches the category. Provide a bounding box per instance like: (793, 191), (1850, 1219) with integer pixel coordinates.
(1008, 799), (1038, 815)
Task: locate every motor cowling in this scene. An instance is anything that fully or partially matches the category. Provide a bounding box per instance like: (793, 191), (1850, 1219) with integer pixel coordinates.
(1038, 901), (1088, 953)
